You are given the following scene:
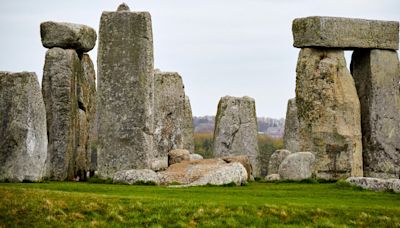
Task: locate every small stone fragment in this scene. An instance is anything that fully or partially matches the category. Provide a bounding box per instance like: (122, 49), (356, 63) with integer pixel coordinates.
(265, 174), (280, 181)
(278, 152), (315, 180)
(222, 155), (253, 180)
(268, 149), (291, 175)
(189, 154), (204, 161)
(117, 3), (130, 11)
(168, 149), (190, 165)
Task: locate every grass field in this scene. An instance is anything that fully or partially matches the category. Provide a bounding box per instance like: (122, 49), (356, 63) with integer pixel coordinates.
(0, 181), (399, 227)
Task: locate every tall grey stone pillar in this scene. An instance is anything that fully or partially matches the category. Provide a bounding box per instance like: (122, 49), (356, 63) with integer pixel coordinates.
(153, 71), (185, 157)
(351, 49), (400, 178)
(0, 72), (48, 182)
(295, 48), (363, 179)
(97, 4), (155, 178)
(213, 96), (260, 177)
(283, 98), (300, 153)
(41, 21), (97, 180)
(183, 96), (195, 153)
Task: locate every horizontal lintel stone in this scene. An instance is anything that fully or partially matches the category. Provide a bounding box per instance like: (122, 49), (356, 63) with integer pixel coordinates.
(292, 16), (399, 50)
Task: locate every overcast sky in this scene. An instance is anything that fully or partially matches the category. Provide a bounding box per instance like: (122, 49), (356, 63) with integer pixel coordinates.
(0, 0), (399, 118)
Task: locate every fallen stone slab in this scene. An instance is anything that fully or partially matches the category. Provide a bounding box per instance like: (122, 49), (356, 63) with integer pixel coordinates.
(189, 154), (203, 161)
(113, 169), (160, 185)
(158, 158), (248, 186)
(265, 174), (280, 181)
(222, 155), (253, 180)
(168, 149), (190, 165)
(292, 16), (399, 50)
(346, 177), (400, 193)
(41, 21), (97, 52)
(0, 72), (47, 182)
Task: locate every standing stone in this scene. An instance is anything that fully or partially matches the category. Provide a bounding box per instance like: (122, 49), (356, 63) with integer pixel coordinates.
(283, 98), (300, 152)
(154, 71), (185, 158)
(97, 5), (155, 178)
(351, 49), (400, 178)
(183, 96), (195, 153)
(213, 96), (261, 177)
(292, 16), (399, 50)
(42, 48), (80, 180)
(0, 72), (47, 182)
(80, 54), (97, 176)
(296, 48), (363, 179)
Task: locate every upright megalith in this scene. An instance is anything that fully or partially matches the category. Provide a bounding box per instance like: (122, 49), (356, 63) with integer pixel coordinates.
(295, 48), (363, 179)
(283, 98), (299, 153)
(153, 71), (185, 157)
(183, 96), (195, 153)
(292, 16), (399, 50)
(42, 48), (80, 180)
(213, 96), (261, 177)
(0, 72), (47, 182)
(97, 4), (155, 178)
(351, 49), (400, 178)
(41, 21), (97, 181)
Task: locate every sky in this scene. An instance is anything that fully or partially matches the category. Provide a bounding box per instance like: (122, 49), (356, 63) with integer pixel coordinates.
(0, 0), (399, 118)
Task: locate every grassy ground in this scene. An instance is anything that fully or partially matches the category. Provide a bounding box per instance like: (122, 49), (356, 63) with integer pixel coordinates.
(0, 181), (399, 227)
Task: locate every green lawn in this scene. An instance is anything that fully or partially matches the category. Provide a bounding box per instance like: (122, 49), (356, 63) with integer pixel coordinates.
(0, 181), (399, 227)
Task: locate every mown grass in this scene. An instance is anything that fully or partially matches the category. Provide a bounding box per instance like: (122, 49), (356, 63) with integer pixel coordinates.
(0, 181), (399, 227)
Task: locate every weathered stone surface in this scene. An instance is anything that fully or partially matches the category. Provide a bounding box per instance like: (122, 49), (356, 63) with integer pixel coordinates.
(40, 21), (97, 52)
(278, 152), (315, 180)
(154, 71), (185, 157)
(268, 149), (291, 175)
(75, 109), (89, 179)
(189, 153), (203, 161)
(168, 149), (190, 165)
(393, 181), (400, 193)
(213, 96), (261, 177)
(42, 48), (80, 180)
(346, 177), (400, 193)
(0, 72), (47, 182)
(265, 174), (280, 181)
(283, 99), (300, 152)
(292, 16), (399, 50)
(150, 157), (168, 171)
(158, 159), (247, 186)
(296, 48), (363, 179)
(113, 169), (160, 185)
(222, 155), (253, 180)
(182, 96), (195, 153)
(184, 162), (247, 187)
(351, 49), (400, 179)
(97, 8), (155, 178)
(81, 54), (97, 175)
